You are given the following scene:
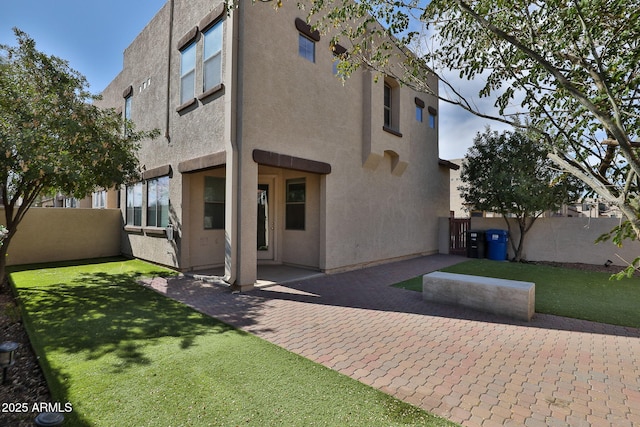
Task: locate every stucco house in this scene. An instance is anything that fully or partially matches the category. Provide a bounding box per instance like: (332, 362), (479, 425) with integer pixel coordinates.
(96, 0), (454, 290)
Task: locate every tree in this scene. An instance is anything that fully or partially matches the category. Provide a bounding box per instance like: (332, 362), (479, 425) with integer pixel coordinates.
(0, 29), (158, 282)
(297, 0), (640, 274)
(460, 127), (582, 261)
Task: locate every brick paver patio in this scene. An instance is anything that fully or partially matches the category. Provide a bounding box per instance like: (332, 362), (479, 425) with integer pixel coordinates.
(142, 254), (640, 427)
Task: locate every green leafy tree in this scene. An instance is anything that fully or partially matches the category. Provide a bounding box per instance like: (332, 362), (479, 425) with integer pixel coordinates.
(293, 0), (640, 275)
(460, 128), (582, 261)
(0, 29), (158, 282)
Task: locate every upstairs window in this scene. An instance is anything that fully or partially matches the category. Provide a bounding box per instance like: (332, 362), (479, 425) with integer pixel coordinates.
(147, 176), (169, 228)
(299, 35), (315, 63)
(295, 18), (320, 64)
(180, 42), (196, 105)
(384, 83), (392, 128)
(203, 20), (223, 92)
(124, 95), (132, 136)
(332, 44), (347, 77)
(383, 77), (401, 135)
(428, 106), (438, 129)
(124, 95), (132, 121)
(123, 85), (133, 136)
(415, 97), (425, 123)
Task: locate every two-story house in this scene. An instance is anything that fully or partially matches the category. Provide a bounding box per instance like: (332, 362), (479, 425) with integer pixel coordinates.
(96, 0), (454, 290)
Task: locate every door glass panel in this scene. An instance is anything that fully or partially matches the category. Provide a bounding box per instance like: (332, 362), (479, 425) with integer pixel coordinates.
(257, 184), (269, 251)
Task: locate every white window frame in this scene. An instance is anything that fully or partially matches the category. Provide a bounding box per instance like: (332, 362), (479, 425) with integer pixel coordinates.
(203, 21), (223, 92)
(180, 42), (196, 105)
(147, 176), (170, 228)
(92, 190), (107, 209)
(126, 182), (143, 226)
(383, 78), (401, 132)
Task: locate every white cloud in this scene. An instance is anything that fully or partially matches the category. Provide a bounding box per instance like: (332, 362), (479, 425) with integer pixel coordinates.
(410, 23), (521, 160)
(436, 75), (515, 160)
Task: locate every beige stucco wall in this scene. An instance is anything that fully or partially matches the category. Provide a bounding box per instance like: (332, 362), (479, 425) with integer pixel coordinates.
(185, 168), (226, 269)
(277, 169), (321, 269)
(95, 0), (450, 281)
(241, 3), (447, 273)
(470, 217), (640, 266)
(97, 0), (230, 271)
(3, 208), (121, 266)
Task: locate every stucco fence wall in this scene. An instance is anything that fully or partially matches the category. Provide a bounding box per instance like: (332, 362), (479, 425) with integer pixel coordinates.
(464, 217), (639, 267)
(1, 208), (122, 266)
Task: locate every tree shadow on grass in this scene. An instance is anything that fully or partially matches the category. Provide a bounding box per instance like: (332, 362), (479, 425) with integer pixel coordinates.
(12, 268), (243, 426)
(17, 271), (239, 371)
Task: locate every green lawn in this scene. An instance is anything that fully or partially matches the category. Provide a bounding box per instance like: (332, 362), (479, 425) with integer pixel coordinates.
(394, 259), (640, 328)
(10, 258), (456, 427)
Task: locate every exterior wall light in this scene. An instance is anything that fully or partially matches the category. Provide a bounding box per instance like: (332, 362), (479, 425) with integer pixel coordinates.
(0, 341), (18, 384)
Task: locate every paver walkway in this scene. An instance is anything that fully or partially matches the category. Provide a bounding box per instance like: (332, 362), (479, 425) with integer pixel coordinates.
(142, 254), (640, 427)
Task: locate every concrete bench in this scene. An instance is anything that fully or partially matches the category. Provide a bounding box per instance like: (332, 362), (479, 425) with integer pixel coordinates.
(423, 271), (535, 321)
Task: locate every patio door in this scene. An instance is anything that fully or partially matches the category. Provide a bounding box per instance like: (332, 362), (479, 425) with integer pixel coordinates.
(257, 178), (275, 260)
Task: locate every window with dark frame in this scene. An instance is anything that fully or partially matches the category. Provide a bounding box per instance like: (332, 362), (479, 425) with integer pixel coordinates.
(204, 176), (225, 229)
(415, 97), (425, 123)
(147, 176), (169, 228)
(384, 83), (392, 128)
(286, 178), (306, 230)
(428, 106), (437, 129)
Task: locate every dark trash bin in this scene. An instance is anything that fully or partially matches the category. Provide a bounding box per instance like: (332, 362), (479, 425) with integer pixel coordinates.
(486, 229), (508, 261)
(466, 230), (485, 258)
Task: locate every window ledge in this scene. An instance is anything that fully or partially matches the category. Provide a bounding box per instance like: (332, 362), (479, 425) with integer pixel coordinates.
(176, 97), (197, 113)
(144, 227), (167, 236)
(198, 83), (225, 102)
(383, 126), (403, 138)
(124, 226), (143, 234)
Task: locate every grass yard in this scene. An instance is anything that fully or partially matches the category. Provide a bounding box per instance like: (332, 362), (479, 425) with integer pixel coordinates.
(10, 258), (456, 427)
(393, 259), (640, 328)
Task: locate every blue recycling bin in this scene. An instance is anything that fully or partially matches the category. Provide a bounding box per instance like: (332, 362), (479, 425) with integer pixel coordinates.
(485, 229), (508, 261)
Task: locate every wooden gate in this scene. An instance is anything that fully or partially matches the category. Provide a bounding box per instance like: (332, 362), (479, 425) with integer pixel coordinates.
(449, 217), (471, 256)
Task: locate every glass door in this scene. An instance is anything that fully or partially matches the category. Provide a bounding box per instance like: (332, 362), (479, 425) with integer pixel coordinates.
(257, 180), (274, 260)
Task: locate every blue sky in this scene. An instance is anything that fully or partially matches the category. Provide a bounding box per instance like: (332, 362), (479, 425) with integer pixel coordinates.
(0, 0), (497, 159)
(0, 0), (166, 94)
